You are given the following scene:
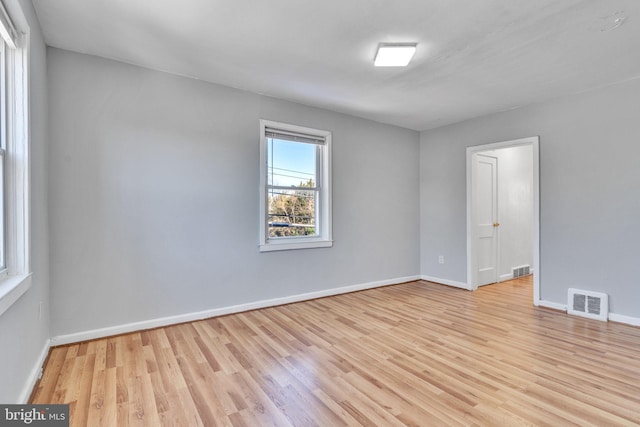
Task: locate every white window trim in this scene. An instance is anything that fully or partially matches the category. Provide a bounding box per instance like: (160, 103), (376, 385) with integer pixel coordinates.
(0, 1), (30, 318)
(259, 119), (332, 252)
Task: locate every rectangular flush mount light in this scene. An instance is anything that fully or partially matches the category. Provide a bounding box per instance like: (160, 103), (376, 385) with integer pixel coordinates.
(374, 43), (417, 67)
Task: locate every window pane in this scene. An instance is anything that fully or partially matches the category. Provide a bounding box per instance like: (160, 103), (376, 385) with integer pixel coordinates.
(267, 138), (316, 188)
(0, 151), (5, 269)
(268, 187), (317, 237)
(0, 42), (5, 269)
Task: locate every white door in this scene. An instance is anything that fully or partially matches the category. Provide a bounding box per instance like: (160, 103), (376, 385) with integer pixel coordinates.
(473, 154), (498, 286)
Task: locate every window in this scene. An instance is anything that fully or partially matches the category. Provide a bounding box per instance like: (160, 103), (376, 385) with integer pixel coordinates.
(0, 41), (6, 271)
(0, 0), (30, 317)
(259, 120), (332, 251)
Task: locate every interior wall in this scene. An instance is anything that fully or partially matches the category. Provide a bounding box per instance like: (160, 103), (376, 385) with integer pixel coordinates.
(420, 76), (640, 317)
(0, 0), (50, 403)
(481, 146), (533, 281)
(47, 48), (421, 338)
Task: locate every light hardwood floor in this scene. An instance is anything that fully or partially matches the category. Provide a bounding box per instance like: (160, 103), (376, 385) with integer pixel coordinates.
(31, 277), (640, 426)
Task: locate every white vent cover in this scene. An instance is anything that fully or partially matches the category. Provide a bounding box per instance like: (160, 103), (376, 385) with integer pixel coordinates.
(513, 265), (531, 278)
(567, 288), (608, 321)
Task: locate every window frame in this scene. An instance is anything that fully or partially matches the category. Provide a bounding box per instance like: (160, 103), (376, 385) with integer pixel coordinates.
(0, 0), (31, 318)
(259, 119), (332, 252)
(0, 39), (7, 274)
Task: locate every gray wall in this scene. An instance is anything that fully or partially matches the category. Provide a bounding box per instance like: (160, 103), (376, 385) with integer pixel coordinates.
(0, 0), (50, 403)
(48, 48), (420, 337)
(420, 77), (640, 316)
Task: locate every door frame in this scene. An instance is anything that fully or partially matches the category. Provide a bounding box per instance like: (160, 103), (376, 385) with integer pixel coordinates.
(466, 136), (541, 305)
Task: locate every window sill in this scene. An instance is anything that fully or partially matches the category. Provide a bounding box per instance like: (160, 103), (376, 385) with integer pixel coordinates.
(259, 239), (333, 252)
(0, 273), (32, 317)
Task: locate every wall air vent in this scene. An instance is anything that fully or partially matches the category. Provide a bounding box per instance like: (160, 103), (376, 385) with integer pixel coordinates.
(567, 288), (608, 321)
(512, 265), (531, 278)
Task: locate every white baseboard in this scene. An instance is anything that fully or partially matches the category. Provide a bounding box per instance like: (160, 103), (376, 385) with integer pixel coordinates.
(608, 312), (640, 326)
(51, 275), (422, 346)
(19, 338), (50, 403)
(536, 301), (640, 327)
(420, 275), (471, 290)
(537, 300), (567, 311)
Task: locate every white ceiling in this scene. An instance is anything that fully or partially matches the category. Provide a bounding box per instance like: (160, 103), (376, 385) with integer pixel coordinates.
(32, 0), (640, 131)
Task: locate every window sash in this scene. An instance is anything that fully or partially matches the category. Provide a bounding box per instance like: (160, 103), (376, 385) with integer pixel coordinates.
(0, 23), (28, 276)
(267, 187), (319, 238)
(269, 184), (320, 191)
(0, 39), (5, 271)
(266, 142), (321, 238)
(266, 136), (319, 190)
(0, 149), (5, 270)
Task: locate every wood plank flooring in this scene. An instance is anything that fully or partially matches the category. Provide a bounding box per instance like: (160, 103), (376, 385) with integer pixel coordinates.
(31, 277), (640, 426)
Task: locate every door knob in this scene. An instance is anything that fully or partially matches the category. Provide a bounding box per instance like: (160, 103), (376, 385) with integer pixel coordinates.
(493, 222), (500, 227)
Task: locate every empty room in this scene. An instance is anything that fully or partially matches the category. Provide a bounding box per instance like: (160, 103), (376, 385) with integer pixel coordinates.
(1, 0), (640, 425)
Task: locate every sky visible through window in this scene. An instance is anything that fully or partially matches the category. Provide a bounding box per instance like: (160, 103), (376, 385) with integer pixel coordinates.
(268, 138), (316, 187)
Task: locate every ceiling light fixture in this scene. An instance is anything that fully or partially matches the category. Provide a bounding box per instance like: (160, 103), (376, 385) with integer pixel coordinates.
(374, 43), (417, 67)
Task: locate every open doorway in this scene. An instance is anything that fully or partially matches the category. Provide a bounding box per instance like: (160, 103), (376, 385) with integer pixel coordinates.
(466, 137), (540, 305)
